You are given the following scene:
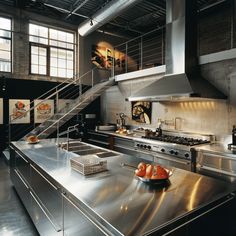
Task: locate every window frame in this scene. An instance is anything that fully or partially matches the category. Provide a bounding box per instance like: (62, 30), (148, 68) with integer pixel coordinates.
(29, 22), (76, 79)
(0, 16), (12, 73)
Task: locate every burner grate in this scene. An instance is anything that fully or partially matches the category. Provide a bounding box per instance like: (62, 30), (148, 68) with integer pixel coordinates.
(142, 135), (210, 146)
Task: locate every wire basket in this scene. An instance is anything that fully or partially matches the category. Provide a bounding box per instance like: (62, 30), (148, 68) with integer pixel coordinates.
(70, 155), (107, 176)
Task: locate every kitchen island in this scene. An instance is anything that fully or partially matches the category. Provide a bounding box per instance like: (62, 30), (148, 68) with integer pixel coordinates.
(10, 139), (236, 236)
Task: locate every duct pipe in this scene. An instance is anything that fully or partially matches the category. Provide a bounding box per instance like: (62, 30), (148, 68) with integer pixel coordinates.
(78, 0), (143, 36)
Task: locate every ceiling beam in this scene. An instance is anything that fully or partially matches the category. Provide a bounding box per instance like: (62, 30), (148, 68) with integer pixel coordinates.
(65, 0), (90, 19)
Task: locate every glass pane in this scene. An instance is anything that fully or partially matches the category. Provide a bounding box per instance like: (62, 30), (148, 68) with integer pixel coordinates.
(29, 35), (39, 43)
(31, 46), (38, 54)
(58, 31), (66, 41)
(50, 48), (57, 57)
(50, 67), (57, 76)
(39, 56), (46, 65)
(31, 64), (38, 73)
(39, 65), (46, 75)
(58, 41), (66, 48)
(0, 29), (11, 38)
(66, 69), (73, 78)
(31, 54), (38, 64)
(39, 47), (47, 56)
(58, 49), (66, 59)
(67, 60), (73, 69)
(58, 68), (66, 77)
(50, 57), (58, 67)
(66, 43), (74, 50)
(39, 25), (48, 38)
(0, 50), (11, 60)
(29, 24), (39, 36)
(67, 51), (73, 60)
(58, 58), (66, 68)
(50, 39), (58, 47)
(50, 29), (58, 40)
(0, 17), (11, 30)
(0, 38), (11, 51)
(0, 61), (11, 72)
(39, 37), (48, 45)
(66, 33), (74, 43)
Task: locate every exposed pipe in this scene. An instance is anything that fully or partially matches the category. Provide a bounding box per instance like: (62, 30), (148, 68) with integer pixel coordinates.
(78, 0), (143, 37)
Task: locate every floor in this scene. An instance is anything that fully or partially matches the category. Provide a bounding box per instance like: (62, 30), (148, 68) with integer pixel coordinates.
(0, 157), (38, 236)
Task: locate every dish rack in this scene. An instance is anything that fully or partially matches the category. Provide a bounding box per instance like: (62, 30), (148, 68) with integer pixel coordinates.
(70, 155), (107, 175)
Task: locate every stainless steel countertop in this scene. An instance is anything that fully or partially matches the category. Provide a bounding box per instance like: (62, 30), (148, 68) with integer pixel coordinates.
(12, 139), (236, 236)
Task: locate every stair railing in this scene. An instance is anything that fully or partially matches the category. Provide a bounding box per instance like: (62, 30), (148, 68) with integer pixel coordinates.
(8, 66), (112, 144)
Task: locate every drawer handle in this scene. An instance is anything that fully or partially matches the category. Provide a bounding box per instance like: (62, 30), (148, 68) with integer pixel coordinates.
(30, 191), (61, 232)
(30, 164), (58, 190)
(15, 150), (29, 163)
(14, 169), (29, 189)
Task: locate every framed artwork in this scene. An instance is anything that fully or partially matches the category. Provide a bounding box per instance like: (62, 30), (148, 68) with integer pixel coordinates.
(131, 101), (152, 124)
(0, 98), (3, 124)
(9, 99), (30, 124)
(58, 99), (73, 111)
(34, 99), (54, 123)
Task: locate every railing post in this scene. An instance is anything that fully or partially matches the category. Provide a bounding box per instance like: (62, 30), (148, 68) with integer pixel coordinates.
(56, 88), (59, 112)
(140, 36), (143, 70)
(112, 48), (115, 78)
(91, 69), (94, 87)
(162, 28), (164, 65)
(125, 42), (128, 73)
(79, 73), (82, 96)
(8, 115), (11, 146)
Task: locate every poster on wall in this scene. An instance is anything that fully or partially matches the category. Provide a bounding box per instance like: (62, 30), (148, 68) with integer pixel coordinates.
(58, 99), (73, 111)
(34, 99), (54, 123)
(91, 45), (126, 70)
(9, 99), (30, 124)
(131, 101), (152, 124)
(0, 98), (3, 124)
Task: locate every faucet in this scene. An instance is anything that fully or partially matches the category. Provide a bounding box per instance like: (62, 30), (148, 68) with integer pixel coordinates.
(57, 124), (79, 151)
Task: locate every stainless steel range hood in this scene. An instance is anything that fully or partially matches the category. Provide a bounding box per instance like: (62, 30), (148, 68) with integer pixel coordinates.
(128, 0), (227, 102)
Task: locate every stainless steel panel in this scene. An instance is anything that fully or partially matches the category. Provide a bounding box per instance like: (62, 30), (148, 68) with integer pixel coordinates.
(114, 137), (134, 148)
(154, 153), (191, 171)
(63, 194), (108, 236)
(30, 164), (63, 229)
(15, 150), (30, 185)
(11, 168), (31, 214)
(30, 191), (62, 235)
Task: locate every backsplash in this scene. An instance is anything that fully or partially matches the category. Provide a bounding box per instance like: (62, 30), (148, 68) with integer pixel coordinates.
(101, 58), (236, 139)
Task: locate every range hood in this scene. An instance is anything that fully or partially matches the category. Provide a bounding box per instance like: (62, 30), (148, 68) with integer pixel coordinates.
(128, 0), (227, 102)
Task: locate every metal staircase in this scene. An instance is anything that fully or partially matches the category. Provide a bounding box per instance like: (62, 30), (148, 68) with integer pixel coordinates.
(8, 67), (115, 143)
(25, 78), (115, 139)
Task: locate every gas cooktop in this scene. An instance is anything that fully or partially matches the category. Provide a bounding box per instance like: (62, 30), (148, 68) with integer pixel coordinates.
(141, 134), (210, 146)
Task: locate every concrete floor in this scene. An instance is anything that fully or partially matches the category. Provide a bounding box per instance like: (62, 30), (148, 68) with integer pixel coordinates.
(0, 157), (38, 236)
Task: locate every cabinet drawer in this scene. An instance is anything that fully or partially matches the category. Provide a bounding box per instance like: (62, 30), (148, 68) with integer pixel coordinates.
(11, 169), (31, 213)
(63, 195), (107, 236)
(15, 150), (30, 184)
(30, 164), (62, 229)
(30, 191), (62, 235)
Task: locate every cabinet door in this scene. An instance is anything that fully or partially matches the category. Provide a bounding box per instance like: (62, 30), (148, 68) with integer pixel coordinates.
(30, 164), (63, 229)
(63, 194), (107, 236)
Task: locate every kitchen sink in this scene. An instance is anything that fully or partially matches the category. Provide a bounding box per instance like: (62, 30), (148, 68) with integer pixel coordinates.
(59, 140), (119, 158)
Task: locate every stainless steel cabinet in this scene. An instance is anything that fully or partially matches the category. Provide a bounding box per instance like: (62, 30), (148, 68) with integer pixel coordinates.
(30, 164), (63, 230)
(63, 194), (107, 236)
(87, 131), (110, 148)
(113, 137), (137, 156)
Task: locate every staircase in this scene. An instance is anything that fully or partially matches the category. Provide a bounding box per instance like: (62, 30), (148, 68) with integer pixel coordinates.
(25, 78), (115, 139)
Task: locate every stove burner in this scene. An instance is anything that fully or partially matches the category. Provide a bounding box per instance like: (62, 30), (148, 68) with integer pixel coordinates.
(142, 135), (210, 146)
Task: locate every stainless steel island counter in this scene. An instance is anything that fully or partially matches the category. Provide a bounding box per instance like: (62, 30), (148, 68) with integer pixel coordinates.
(10, 139), (236, 236)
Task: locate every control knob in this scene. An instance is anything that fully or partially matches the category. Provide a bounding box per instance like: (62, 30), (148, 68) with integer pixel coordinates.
(148, 146), (151, 150)
(174, 151), (178, 155)
(169, 150), (174, 155)
(185, 153), (190, 158)
(161, 148), (165, 152)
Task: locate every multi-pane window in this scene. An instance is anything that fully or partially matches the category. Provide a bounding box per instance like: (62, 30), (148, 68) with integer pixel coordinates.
(29, 23), (75, 78)
(0, 17), (12, 72)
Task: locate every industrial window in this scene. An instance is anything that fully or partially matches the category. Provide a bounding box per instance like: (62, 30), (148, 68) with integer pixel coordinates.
(29, 23), (75, 78)
(0, 17), (12, 72)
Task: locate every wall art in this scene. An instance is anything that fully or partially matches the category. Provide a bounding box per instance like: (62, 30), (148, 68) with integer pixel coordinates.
(34, 99), (54, 123)
(9, 99), (30, 124)
(131, 101), (152, 124)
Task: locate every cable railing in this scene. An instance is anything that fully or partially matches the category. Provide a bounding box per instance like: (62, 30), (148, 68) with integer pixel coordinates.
(113, 27), (165, 75)
(8, 66), (112, 144)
